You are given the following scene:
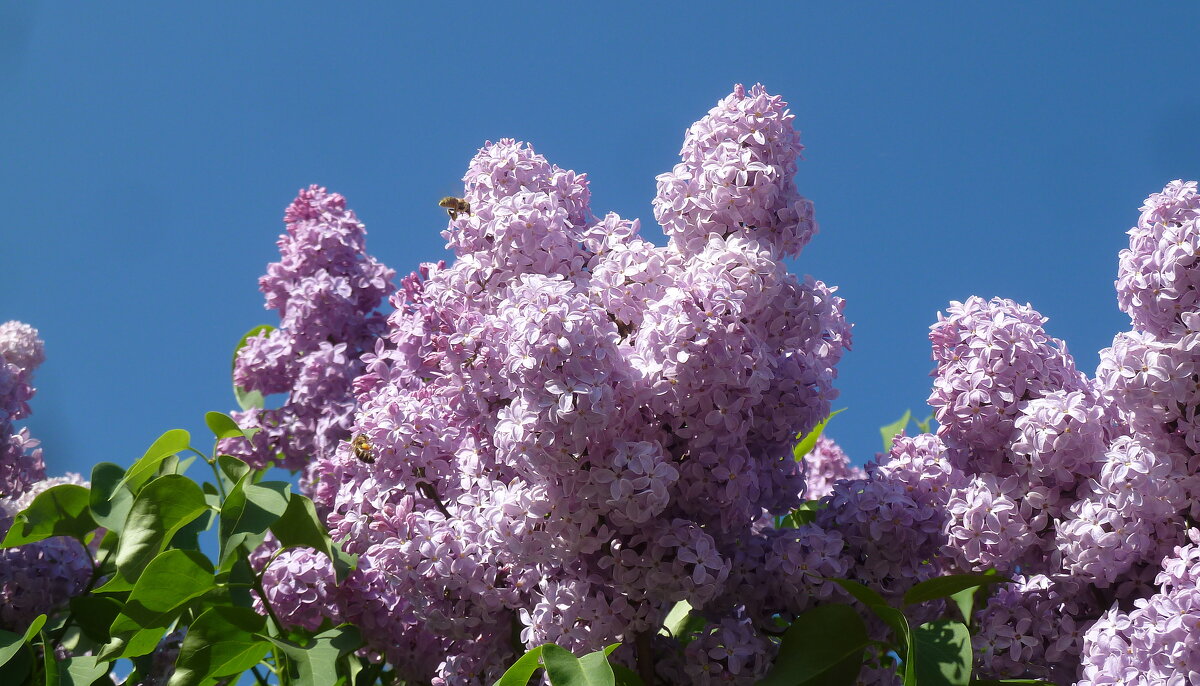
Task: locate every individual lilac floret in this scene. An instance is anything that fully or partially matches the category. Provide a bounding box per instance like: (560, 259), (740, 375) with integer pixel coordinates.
(1116, 179), (1200, 337)
(1076, 529), (1200, 685)
(223, 185), (395, 471)
(928, 297), (1086, 475)
(254, 546), (344, 632)
(654, 83), (816, 259)
(801, 435), (865, 499)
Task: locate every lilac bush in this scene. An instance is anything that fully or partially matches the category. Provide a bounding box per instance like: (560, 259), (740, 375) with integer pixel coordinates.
(213, 87), (1200, 684)
(8, 84), (1200, 686)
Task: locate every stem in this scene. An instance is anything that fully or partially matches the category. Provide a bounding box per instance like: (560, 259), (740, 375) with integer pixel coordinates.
(250, 666), (270, 686)
(254, 569), (293, 686)
(52, 541), (116, 647)
(200, 447), (229, 500)
(635, 630), (656, 686)
(417, 481), (452, 518)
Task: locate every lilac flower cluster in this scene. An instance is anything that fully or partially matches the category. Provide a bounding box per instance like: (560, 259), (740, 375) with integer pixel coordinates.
(721, 182), (1200, 684)
(250, 537), (343, 632)
(0, 321), (46, 498)
(301, 84), (851, 684)
(800, 435), (865, 499)
(1076, 529), (1200, 684)
(223, 186), (395, 471)
(809, 181), (1200, 683)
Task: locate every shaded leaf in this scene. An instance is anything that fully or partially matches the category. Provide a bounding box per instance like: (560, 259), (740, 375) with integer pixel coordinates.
(0, 615), (45, 668)
(89, 462), (134, 534)
(70, 596), (123, 643)
(904, 573), (1011, 607)
(759, 603), (867, 686)
(913, 620), (973, 686)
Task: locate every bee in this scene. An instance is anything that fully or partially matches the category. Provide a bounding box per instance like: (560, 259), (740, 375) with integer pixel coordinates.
(351, 433), (375, 464)
(439, 196), (471, 220)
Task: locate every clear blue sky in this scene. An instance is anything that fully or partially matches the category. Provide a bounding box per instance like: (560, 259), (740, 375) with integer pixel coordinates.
(3, 3), (1197, 477)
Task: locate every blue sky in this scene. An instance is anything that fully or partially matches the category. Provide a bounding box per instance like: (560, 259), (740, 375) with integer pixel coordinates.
(2, 3), (1198, 477)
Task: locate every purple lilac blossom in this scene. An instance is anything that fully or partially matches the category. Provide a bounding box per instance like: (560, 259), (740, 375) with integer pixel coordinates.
(0, 321), (45, 498)
(1076, 529), (1200, 685)
(1116, 179), (1200, 337)
(320, 84), (851, 682)
(253, 544), (344, 632)
(801, 435), (865, 499)
(222, 185), (394, 472)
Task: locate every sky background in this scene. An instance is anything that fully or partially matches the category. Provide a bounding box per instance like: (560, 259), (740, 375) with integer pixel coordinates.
(2, 3), (1198, 479)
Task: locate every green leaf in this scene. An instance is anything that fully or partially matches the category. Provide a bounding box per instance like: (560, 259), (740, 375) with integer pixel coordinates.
(62, 655), (110, 685)
(831, 578), (889, 610)
(2, 484), (97, 547)
(219, 477), (290, 565)
(270, 494), (356, 582)
(169, 606), (269, 686)
(263, 625), (362, 686)
(659, 601), (707, 645)
(794, 408), (846, 461)
(114, 475), (209, 584)
(89, 462), (135, 534)
(914, 414), (934, 434)
(0, 615), (45, 669)
(778, 500), (827, 529)
(42, 631), (60, 685)
(880, 410), (912, 452)
(913, 620), (973, 686)
(0, 647), (30, 683)
(493, 645), (545, 686)
(759, 603), (867, 686)
(204, 411), (259, 442)
(903, 573), (1012, 607)
(542, 644), (614, 686)
(70, 596), (124, 643)
(101, 550), (215, 660)
(217, 455), (250, 485)
(969, 676), (1056, 681)
(118, 430), (192, 495)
